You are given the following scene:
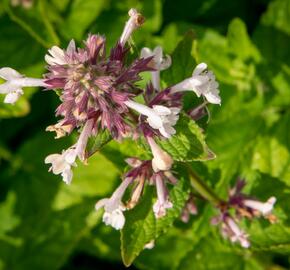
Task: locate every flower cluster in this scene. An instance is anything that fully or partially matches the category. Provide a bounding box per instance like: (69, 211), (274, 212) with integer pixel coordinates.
(0, 7), (278, 251)
(212, 179), (276, 248)
(0, 9), (222, 231)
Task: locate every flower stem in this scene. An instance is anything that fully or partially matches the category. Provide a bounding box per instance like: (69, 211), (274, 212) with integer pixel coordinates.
(5, 4), (50, 48)
(186, 165), (223, 205)
(39, 0), (60, 45)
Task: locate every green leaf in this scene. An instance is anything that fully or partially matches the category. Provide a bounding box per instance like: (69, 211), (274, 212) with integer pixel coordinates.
(101, 138), (150, 171)
(253, 25), (290, 67)
(0, 16), (45, 68)
(52, 151), (119, 210)
(251, 223), (290, 254)
(0, 132), (118, 269)
(0, 192), (21, 246)
(162, 31), (197, 86)
(252, 136), (290, 185)
(87, 129), (112, 157)
(261, 0), (290, 36)
(227, 18), (260, 61)
(251, 113), (290, 186)
(178, 235), (263, 270)
(61, 0), (106, 40)
(135, 228), (194, 270)
(121, 173), (189, 266)
(157, 114), (215, 162)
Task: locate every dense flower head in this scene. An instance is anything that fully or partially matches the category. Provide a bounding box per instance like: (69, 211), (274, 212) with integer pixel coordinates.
(45, 36), (154, 140)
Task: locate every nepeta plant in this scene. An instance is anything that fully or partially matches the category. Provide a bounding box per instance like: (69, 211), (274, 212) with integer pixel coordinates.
(0, 8), (276, 264)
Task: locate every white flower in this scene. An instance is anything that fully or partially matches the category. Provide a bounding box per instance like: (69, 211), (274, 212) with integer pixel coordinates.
(171, 63), (221, 105)
(244, 197), (276, 216)
(0, 67), (46, 104)
(147, 137), (173, 172)
(125, 100), (180, 138)
(141, 46), (171, 90)
(73, 119), (94, 161)
(45, 46), (67, 66)
(4, 89), (24, 104)
(95, 177), (132, 230)
(120, 8), (144, 46)
(102, 208), (126, 230)
(141, 46), (171, 71)
(223, 217), (250, 248)
(45, 119), (94, 183)
(45, 148), (77, 185)
(153, 174), (173, 218)
(151, 105), (180, 138)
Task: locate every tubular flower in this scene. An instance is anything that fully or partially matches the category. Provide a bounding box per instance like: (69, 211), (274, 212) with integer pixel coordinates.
(212, 178), (277, 248)
(95, 177), (133, 230)
(95, 155), (177, 228)
(45, 148), (77, 185)
(222, 216), (250, 248)
(120, 9), (145, 46)
(141, 46), (171, 90)
(125, 157), (176, 218)
(45, 119), (94, 183)
(125, 100), (180, 138)
(0, 67), (46, 104)
(180, 195), (198, 223)
(171, 63), (221, 105)
(152, 173), (173, 218)
(147, 136), (173, 172)
(243, 197), (276, 216)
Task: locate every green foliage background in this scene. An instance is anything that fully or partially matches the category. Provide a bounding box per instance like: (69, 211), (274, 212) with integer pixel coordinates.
(0, 0), (290, 269)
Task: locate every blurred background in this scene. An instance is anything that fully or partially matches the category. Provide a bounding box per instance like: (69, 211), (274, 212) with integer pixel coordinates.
(0, 0), (290, 269)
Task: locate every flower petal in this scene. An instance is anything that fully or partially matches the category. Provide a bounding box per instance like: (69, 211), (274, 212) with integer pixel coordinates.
(192, 62), (207, 76)
(0, 67), (22, 80)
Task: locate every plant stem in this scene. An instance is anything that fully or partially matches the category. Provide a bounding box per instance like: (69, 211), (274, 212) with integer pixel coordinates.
(5, 5), (50, 48)
(187, 165), (223, 206)
(39, 0), (60, 45)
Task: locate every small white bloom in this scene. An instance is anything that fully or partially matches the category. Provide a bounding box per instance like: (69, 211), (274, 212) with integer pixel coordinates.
(125, 100), (180, 138)
(141, 46), (171, 71)
(95, 177), (132, 230)
(153, 174), (173, 218)
(171, 63), (221, 105)
(120, 8), (144, 46)
(153, 199), (173, 218)
(45, 119), (94, 184)
(244, 197), (276, 216)
(4, 89), (23, 104)
(45, 148), (77, 185)
(102, 208), (126, 230)
(223, 217), (250, 248)
(45, 46), (67, 66)
(0, 67), (46, 104)
(151, 105), (180, 138)
(147, 137), (173, 172)
(141, 46), (171, 90)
